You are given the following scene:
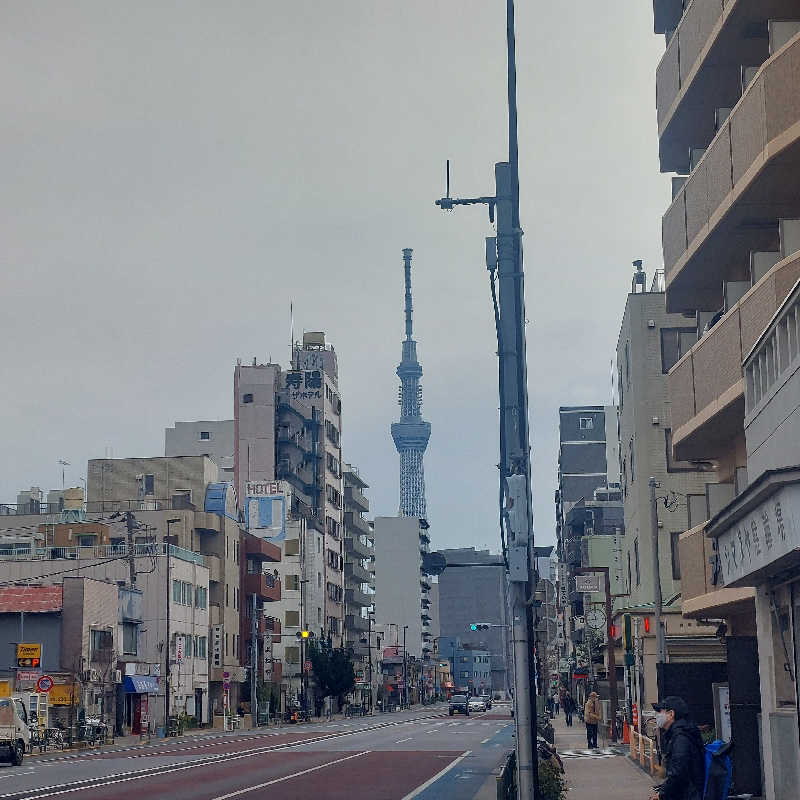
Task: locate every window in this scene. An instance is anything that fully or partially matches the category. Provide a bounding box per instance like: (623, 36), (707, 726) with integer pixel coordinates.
(143, 474), (155, 496)
(318, 607), (322, 624)
(285, 538), (300, 556)
(225, 633), (229, 657)
(285, 610), (300, 628)
(634, 539), (641, 586)
(579, 417), (594, 430)
(193, 635), (207, 659)
(173, 579), (182, 603)
(660, 328), (697, 373)
(122, 622), (138, 655)
(670, 532), (682, 580)
(199, 431), (211, 440)
(226, 583), (229, 607)
(317, 537), (322, 554)
(285, 646), (300, 664)
(90, 629), (112, 660)
(627, 551), (632, 592)
(317, 572), (322, 589)
(285, 574), (300, 591)
(195, 587), (207, 609)
(629, 439), (635, 483)
(618, 365), (624, 410)
(242, 393), (254, 404)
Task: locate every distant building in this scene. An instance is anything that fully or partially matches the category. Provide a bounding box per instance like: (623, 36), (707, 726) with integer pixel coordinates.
(165, 421), (235, 482)
(437, 548), (510, 694)
(373, 516), (432, 661)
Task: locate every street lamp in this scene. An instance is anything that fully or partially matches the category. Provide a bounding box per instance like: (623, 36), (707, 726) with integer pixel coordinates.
(164, 517), (181, 729)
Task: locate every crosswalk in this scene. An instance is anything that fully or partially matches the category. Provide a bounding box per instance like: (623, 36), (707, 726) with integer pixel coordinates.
(558, 748), (620, 760)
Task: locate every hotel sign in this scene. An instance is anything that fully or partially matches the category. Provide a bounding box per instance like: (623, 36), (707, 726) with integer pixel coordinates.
(717, 484), (800, 586)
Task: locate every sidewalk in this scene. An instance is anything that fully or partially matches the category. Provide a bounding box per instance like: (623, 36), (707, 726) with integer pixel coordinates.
(552, 713), (656, 800)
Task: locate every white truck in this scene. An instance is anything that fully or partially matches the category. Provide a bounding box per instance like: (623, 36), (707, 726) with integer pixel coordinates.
(0, 697), (30, 766)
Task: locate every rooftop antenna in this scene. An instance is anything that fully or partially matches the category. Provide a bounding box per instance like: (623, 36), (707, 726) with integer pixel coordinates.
(290, 301), (295, 368)
(436, 160), (496, 224)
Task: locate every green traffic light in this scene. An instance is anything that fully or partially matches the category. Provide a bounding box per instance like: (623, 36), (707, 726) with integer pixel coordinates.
(470, 624), (477, 631)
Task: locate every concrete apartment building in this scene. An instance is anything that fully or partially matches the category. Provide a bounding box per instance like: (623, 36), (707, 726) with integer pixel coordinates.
(437, 548), (511, 695)
(86, 456), (271, 714)
(165, 421), (235, 482)
(0, 543), (209, 730)
(373, 516), (432, 661)
(613, 266), (722, 707)
(342, 464), (374, 665)
(652, 4), (800, 796)
(234, 332), (345, 646)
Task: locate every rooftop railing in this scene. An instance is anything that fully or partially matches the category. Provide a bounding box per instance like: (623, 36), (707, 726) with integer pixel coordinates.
(0, 541), (206, 567)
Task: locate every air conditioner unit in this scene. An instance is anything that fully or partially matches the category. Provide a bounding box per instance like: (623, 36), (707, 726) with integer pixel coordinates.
(114, 669), (122, 684)
(82, 669), (101, 684)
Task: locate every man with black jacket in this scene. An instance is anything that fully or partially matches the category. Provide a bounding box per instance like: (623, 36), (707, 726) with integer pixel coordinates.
(649, 696), (705, 800)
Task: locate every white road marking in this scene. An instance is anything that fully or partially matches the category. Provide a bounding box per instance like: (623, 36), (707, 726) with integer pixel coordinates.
(480, 736), (492, 744)
(395, 737), (413, 743)
(400, 750), (472, 800)
(211, 751), (371, 799)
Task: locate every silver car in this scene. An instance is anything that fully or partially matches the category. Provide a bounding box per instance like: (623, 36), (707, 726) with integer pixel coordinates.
(468, 696), (487, 713)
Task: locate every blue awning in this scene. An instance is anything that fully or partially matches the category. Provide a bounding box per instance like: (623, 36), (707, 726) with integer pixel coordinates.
(123, 676), (159, 694)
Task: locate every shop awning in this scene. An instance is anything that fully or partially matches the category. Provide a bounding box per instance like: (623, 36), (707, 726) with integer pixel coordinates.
(123, 676), (159, 694)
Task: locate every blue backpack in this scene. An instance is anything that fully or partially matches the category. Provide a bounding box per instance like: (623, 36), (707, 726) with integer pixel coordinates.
(703, 740), (732, 800)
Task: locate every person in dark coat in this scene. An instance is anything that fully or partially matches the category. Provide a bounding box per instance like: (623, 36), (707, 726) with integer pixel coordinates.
(562, 692), (575, 727)
(649, 696), (705, 800)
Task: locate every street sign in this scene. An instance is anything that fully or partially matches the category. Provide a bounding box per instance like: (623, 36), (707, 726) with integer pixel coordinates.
(175, 635), (185, 664)
(575, 574), (602, 593)
(16, 670), (42, 682)
(36, 675), (54, 693)
(16, 643), (41, 668)
(303, 660), (312, 673)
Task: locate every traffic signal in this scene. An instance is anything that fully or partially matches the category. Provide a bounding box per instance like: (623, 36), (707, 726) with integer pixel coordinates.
(623, 614), (633, 651)
(295, 629), (314, 640)
(469, 623), (491, 631)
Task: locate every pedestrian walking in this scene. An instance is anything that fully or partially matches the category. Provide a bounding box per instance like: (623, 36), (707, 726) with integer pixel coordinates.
(545, 695), (553, 718)
(649, 696), (705, 800)
(583, 690), (601, 748)
(552, 692), (559, 716)
(563, 692), (575, 727)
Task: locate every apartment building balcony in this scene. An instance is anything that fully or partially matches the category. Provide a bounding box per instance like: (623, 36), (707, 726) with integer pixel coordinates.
(276, 460), (317, 496)
(678, 522), (755, 619)
(654, 1), (794, 171)
(344, 485), (369, 514)
(206, 554), (223, 584)
(244, 535), (281, 563)
(277, 390), (318, 426)
(663, 33), (800, 312)
(277, 427), (315, 457)
(344, 510), (371, 538)
(344, 533), (371, 560)
(242, 571), (281, 603)
(346, 614), (369, 633)
(345, 587), (372, 608)
(344, 561), (371, 584)
(669, 253), (800, 460)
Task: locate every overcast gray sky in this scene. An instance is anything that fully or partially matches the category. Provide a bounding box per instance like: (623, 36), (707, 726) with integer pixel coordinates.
(1, 1), (668, 552)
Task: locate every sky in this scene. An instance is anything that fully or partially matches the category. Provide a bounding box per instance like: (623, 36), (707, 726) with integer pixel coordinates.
(0, 1), (669, 552)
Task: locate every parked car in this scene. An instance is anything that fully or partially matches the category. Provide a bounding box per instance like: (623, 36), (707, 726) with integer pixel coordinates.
(448, 694), (470, 716)
(468, 696), (487, 713)
(0, 698), (29, 766)
(480, 694), (492, 710)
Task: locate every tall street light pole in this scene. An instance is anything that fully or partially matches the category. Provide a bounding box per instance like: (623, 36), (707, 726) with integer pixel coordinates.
(435, 1), (537, 794)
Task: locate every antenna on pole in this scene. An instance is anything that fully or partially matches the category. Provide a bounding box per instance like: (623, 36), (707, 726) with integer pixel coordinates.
(446, 159), (450, 200)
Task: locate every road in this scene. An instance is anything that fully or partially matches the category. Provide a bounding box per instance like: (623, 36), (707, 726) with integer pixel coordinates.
(0, 704), (514, 800)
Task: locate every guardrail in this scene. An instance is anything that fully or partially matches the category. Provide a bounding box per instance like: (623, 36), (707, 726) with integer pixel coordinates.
(496, 749), (516, 800)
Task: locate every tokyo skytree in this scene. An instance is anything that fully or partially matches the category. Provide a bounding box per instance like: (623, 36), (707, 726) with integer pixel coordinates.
(391, 248), (431, 518)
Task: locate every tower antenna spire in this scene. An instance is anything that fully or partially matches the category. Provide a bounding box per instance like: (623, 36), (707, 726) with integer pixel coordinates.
(391, 248), (431, 518)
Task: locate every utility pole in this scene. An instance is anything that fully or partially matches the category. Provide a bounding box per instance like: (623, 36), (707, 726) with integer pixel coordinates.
(649, 478), (666, 664)
(164, 518), (180, 729)
(251, 593), (258, 727)
(402, 625), (408, 709)
(435, 0), (537, 791)
(125, 512), (137, 586)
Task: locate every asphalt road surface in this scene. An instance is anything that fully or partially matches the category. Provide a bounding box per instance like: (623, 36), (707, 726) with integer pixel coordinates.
(0, 704), (514, 800)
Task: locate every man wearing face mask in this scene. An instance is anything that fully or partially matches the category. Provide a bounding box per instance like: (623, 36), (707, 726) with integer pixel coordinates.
(649, 696), (705, 800)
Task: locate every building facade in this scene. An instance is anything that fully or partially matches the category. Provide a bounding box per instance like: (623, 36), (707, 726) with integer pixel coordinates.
(437, 548), (510, 694)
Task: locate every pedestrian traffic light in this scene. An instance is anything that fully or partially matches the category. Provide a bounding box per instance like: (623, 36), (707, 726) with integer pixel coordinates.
(623, 614), (633, 651)
(470, 623), (491, 631)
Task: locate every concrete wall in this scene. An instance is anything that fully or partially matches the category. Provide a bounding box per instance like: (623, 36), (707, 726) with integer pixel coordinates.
(373, 516), (423, 659)
(165, 420), (235, 480)
(0, 613), (61, 675)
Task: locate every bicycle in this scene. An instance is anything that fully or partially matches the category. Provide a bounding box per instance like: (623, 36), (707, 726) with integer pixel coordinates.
(45, 728), (65, 750)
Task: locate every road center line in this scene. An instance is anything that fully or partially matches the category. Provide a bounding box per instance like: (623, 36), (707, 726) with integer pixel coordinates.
(400, 750), (472, 800)
(211, 751), (371, 800)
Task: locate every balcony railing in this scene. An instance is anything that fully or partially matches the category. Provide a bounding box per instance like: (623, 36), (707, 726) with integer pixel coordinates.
(344, 510), (371, 538)
(244, 536), (281, 562)
(242, 571), (281, 602)
(0, 541), (205, 566)
(669, 253), (800, 459)
(85, 498), (196, 513)
(344, 534), (371, 560)
(345, 587), (372, 608)
(345, 561), (371, 584)
(346, 614), (369, 633)
(344, 486), (369, 514)
(663, 34), (800, 300)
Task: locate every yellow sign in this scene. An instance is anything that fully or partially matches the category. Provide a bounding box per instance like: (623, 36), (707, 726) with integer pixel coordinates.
(17, 643), (41, 660)
(48, 684), (80, 706)
(0, 681), (9, 698)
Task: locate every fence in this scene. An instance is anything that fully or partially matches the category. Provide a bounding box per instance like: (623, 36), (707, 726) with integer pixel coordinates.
(0, 541), (205, 567)
(496, 749), (516, 800)
(630, 729), (662, 776)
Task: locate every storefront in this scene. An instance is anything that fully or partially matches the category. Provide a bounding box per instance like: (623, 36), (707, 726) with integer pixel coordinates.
(122, 676), (159, 735)
(710, 468), (800, 800)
